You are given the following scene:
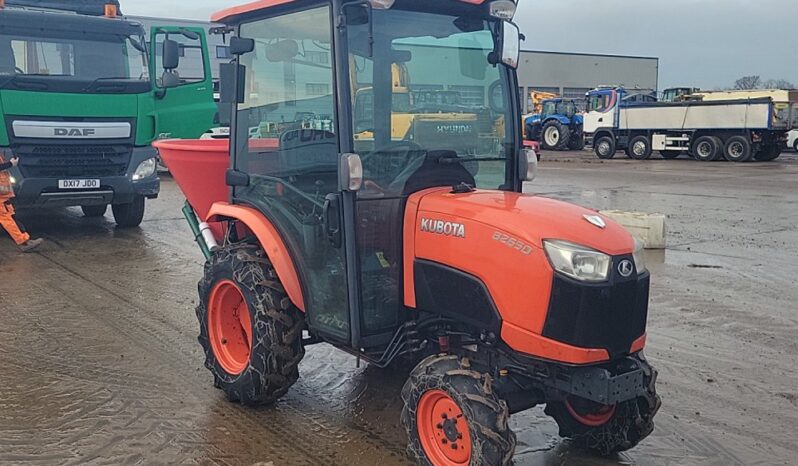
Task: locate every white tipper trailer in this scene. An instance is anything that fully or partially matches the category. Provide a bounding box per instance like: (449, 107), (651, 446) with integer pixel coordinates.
(583, 87), (794, 162)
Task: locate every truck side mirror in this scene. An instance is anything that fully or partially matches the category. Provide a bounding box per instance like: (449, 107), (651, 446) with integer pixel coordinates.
(162, 39), (180, 70)
(219, 63), (246, 104)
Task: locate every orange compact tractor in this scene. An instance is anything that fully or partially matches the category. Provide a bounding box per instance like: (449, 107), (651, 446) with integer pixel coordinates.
(156, 0), (660, 463)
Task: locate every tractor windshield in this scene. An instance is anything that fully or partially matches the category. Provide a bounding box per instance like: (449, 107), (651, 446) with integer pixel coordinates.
(347, 7), (515, 195)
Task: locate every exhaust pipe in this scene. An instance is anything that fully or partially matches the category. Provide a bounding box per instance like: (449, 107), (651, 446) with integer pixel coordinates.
(181, 200), (216, 260)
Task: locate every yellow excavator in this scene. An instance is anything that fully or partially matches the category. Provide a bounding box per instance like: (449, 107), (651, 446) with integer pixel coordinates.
(353, 62), (499, 154)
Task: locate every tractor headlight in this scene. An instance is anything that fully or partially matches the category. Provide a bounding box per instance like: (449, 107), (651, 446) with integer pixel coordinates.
(543, 239), (611, 282)
(632, 238), (647, 274)
(132, 158), (157, 181)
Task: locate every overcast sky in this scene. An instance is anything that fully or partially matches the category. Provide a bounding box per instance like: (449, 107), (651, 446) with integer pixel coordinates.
(125, 0), (796, 90)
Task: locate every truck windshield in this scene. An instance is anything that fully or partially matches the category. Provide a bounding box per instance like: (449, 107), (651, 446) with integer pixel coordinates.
(0, 28), (149, 93)
(347, 7), (515, 193)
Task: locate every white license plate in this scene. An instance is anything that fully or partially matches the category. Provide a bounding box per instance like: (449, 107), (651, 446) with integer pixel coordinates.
(58, 179), (100, 189)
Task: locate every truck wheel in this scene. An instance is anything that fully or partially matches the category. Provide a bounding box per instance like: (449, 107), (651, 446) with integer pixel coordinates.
(628, 136), (652, 160)
(112, 195), (145, 228)
(81, 204), (107, 217)
(723, 136), (753, 162)
(691, 136), (721, 162)
(754, 144), (782, 161)
(542, 120), (571, 150)
(660, 150), (681, 160)
(545, 360), (661, 455)
(197, 243), (305, 405)
(594, 136), (616, 159)
(402, 354), (516, 466)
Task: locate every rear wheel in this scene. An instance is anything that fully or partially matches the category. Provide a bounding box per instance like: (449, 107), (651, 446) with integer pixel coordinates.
(628, 135), (652, 160)
(402, 354), (516, 466)
(723, 135), (753, 162)
(754, 144), (782, 161)
(81, 204), (107, 217)
(691, 135), (721, 162)
(542, 120), (571, 150)
(197, 243), (305, 405)
(568, 131), (585, 150)
(594, 136), (617, 159)
(112, 195), (145, 227)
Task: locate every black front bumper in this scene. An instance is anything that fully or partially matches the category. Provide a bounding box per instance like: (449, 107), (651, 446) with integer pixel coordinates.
(7, 146), (159, 207)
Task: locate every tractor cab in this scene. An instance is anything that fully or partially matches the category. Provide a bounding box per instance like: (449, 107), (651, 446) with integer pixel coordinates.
(216, 0), (527, 347)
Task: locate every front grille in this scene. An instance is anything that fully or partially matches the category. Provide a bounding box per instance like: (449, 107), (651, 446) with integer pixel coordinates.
(17, 145), (131, 178)
(542, 256), (649, 359)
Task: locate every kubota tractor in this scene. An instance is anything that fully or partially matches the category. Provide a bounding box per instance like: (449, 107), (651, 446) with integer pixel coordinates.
(155, 0), (660, 464)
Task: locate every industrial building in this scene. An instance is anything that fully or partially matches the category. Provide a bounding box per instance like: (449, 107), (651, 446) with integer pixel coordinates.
(517, 50), (659, 112)
(130, 16), (659, 112)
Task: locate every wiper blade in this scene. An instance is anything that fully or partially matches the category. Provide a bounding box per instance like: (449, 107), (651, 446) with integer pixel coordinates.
(439, 156), (505, 163)
(83, 76), (136, 91)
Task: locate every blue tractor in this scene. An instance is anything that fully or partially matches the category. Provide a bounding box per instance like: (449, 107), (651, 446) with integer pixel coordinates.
(524, 98), (585, 151)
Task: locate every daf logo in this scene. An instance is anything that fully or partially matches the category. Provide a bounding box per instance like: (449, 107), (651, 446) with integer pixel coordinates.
(583, 214), (606, 229)
(54, 128), (96, 137)
(618, 260), (634, 277)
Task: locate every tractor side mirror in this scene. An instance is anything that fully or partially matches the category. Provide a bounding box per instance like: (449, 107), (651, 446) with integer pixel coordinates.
(339, 153), (363, 191)
(518, 147), (537, 182)
(501, 21), (520, 69)
(161, 39), (180, 70)
(219, 62), (245, 104)
(229, 36), (255, 55)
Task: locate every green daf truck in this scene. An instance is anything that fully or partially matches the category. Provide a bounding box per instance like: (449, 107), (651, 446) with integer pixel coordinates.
(0, 0), (215, 226)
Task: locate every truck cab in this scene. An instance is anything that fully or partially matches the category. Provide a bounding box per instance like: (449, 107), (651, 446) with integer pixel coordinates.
(0, 1), (215, 226)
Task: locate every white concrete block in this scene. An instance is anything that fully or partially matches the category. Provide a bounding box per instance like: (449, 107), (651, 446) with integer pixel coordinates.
(600, 210), (667, 249)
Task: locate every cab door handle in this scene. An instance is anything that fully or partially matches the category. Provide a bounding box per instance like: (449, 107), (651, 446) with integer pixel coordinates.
(323, 193), (342, 248)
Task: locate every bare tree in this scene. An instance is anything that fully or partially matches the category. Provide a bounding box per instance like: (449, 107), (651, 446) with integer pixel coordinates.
(734, 75), (762, 90)
(763, 78), (795, 89)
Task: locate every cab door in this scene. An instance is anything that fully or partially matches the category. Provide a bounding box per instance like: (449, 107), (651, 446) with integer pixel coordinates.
(149, 26), (216, 139)
(229, 6), (352, 344)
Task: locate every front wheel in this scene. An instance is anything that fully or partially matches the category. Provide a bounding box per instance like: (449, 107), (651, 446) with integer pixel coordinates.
(545, 358), (660, 455)
(594, 136), (617, 159)
(402, 355), (516, 466)
(542, 120), (571, 150)
(197, 243), (305, 405)
(112, 195), (145, 227)
(628, 135), (652, 160)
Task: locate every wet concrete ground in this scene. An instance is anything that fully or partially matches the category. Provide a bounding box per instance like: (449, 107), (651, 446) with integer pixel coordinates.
(1, 151), (797, 465)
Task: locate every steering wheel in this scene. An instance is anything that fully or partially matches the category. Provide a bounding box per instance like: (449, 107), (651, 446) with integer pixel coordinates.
(359, 141), (425, 196)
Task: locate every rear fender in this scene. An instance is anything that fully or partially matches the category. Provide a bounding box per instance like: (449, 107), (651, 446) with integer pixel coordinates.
(206, 202), (306, 312)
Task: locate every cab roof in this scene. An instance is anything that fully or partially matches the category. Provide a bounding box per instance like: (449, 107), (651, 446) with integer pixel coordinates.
(212, 0), (488, 24)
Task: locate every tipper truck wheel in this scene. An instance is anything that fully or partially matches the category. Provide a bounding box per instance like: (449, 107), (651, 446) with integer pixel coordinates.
(402, 354), (516, 466)
(197, 243), (305, 405)
(544, 359), (661, 455)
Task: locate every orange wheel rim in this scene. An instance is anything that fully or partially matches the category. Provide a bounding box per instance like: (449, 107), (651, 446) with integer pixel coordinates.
(564, 398), (616, 427)
(417, 390), (472, 465)
(208, 280), (252, 375)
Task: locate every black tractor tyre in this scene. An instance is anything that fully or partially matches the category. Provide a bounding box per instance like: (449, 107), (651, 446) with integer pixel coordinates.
(197, 243), (305, 406)
(525, 122), (539, 141)
(594, 136), (617, 159)
(112, 195), (145, 227)
(545, 359), (661, 456)
(402, 354), (517, 466)
(81, 204), (107, 217)
(568, 130), (586, 150)
(691, 135), (722, 162)
(542, 120), (571, 150)
(723, 135), (753, 162)
(754, 144), (782, 161)
(628, 135), (653, 160)
(660, 150), (681, 160)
